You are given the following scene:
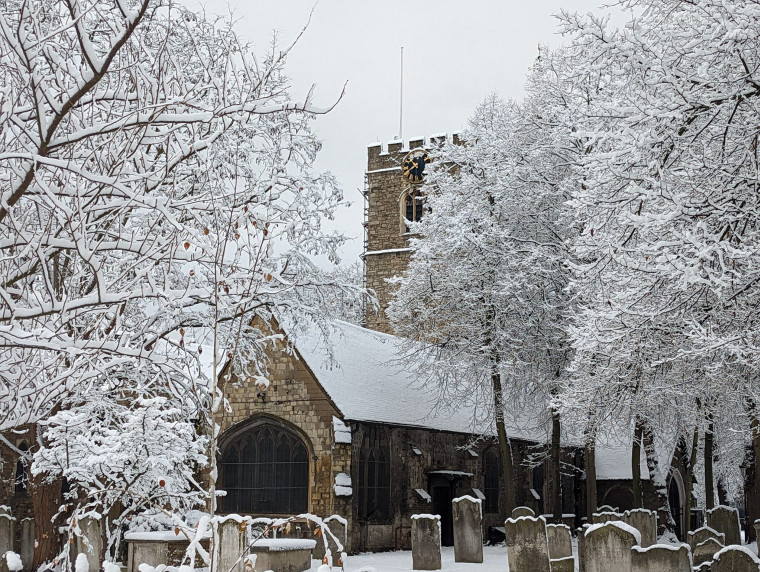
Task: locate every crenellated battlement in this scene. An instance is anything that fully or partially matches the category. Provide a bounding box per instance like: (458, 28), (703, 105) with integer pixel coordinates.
(366, 132), (461, 172)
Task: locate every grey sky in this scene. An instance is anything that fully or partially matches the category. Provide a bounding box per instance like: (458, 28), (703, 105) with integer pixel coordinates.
(188, 1), (624, 265)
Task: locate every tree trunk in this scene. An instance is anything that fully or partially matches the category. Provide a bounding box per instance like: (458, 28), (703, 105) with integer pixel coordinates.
(585, 437), (597, 519)
(31, 471), (63, 569)
(684, 427), (698, 534)
(492, 367), (516, 514)
(632, 417), (644, 509)
(550, 405), (562, 519)
(717, 478), (729, 506)
(640, 418), (672, 536)
(705, 415), (715, 510)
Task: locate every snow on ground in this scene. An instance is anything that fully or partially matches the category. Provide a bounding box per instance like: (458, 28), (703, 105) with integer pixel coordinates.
(309, 545), (507, 572)
(308, 538), (759, 572)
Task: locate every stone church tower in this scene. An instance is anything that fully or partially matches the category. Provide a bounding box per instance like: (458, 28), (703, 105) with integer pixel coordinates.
(363, 134), (458, 333)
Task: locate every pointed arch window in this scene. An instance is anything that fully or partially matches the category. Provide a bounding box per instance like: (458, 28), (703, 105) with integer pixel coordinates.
(15, 442), (29, 496)
(357, 429), (391, 522)
(401, 190), (425, 233)
(219, 421), (308, 515)
(482, 448), (500, 513)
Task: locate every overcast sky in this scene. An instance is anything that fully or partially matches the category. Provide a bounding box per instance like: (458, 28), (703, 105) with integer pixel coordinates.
(187, 1), (626, 266)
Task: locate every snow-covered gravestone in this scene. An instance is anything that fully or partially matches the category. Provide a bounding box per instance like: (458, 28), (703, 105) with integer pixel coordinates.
(631, 544), (691, 572)
(591, 510), (623, 525)
(216, 516), (247, 572)
(1, 552), (23, 572)
(689, 526), (726, 552)
(710, 546), (760, 571)
(546, 524), (572, 559)
(411, 515), (441, 570)
(577, 525), (590, 572)
(512, 507), (536, 519)
(75, 516), (102, 572)
(623, 509), (657, 548)
(707, 506), (741, 546)
(504, 515), (550, 572)
(583, 521), (640, 572)
(693, 538), (725, 567)
(322, 515), (348, 562)
(452, 496), (482, 563)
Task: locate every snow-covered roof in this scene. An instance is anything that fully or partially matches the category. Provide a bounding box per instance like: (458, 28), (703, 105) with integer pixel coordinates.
(291, 320), (497, 436)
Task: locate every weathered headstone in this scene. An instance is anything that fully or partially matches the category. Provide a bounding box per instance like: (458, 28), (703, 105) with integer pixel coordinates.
(693, 538), (725, 567)
(584, 521), (640, 572)
(127, 541), (168, 572)
(695, 562), (713, 572)
(19, 519), (33, 572)
(411, 515), (441, 571)
(216, 517), (247, 572)
(597, 505), (618, 512)
(0, 513), (15, 557)
(505, 515), (550, 572)
(623, 509), (657, 548)
(755, 520), (760, 556)
(591, 511), (623, 525)
(75, 516), (102, 572)
(512, 507), (536, 518)
(324, 516), (347, 561)
(546, 524), (572, 559)
(550, 556), (575, 572)
(706, 506), (741, 546)
(689, 526), (726, 552)
(711, 546), (760, 571)
(631, 544), (691, 572)
(577, 524), (591, 572)
(452, 496), (483, 563)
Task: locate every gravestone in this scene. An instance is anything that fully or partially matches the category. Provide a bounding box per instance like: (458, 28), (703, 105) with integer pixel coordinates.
(512, 507), (536, 518)
(689, 526), (726, 552)
(695, 563), (713, 572)
(583, 521), (640, 572)
(75, 516), (102, 572)
(546, 524), (572, 559)
(323, 516), (347, 561)
(0, 513), (14, 557)
(693, 538), (725, 567)
(623, 509), (657, 548)
(411, 515), (441, 571)
(19, 519), (33, 572)
(755, 520), (760, 555)
(591, 511), (623, 525)
(706, 506), (741, 546)
(597, 505), (618, 512)
(711, 546), (760, 571)
(550, 556), (575, 572)
(631, 544), (691, 572)
(577, 525), (590, 572)
(504, 515), (550, 572)
(127, 541), (168, 572)
(452, 496), (483, 563)
(216, 517), (247, 572)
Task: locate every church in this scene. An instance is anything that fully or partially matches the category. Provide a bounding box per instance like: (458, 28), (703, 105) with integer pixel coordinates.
(0, 135), (692, 560)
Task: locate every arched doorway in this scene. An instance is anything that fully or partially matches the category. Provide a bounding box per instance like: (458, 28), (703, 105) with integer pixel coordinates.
(218, 417), (310, 515)
(668, 470), (686, 540)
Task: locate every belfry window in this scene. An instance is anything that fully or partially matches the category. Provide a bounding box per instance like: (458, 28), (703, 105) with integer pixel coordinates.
(403, 190), (424, 233)
(219, 420), (308, 515)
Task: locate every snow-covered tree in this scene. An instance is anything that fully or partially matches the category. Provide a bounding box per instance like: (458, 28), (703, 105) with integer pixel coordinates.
(0, 0), (362, 567)
(559, 0), (760, 529)
(388, 89), (574, 515)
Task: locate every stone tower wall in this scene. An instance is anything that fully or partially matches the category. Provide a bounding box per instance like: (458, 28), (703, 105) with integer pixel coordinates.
(364, 134), (459, 333)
